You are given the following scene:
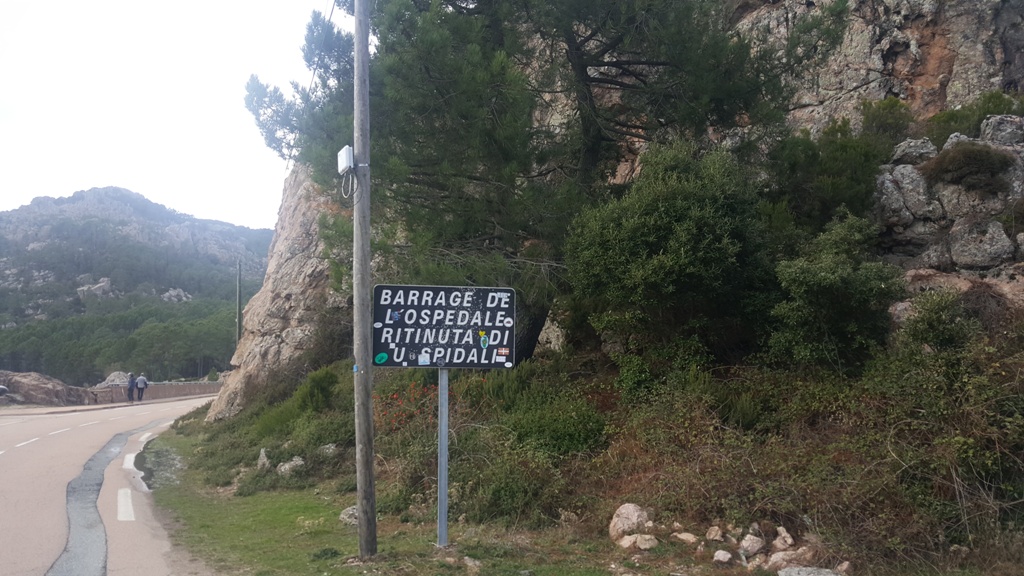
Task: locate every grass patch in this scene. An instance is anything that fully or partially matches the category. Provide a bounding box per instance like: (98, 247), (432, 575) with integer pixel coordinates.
(151, 429), (696, 575)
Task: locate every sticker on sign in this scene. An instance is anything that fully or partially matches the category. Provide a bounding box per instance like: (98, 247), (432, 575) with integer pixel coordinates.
(372, 284), (516, 369)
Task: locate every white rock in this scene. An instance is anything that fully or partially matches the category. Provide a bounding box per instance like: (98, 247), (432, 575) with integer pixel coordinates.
(609, 504), (649, 541)
(338, 505), (358, 525)
(778, 568), (841, 576)
(767, 547), (816, 572)
(617, 535), (638, 549)
(670, 532), (699, 545)
(740, 534), (766, 556)
(773, 525), (795, 551)
(705, 526), (723, 541)
(713, 550), (733, 564)
(635, 534), (658, 550)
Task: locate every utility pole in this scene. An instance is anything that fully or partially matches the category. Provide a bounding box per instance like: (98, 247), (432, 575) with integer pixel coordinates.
(236, 259), (242, 345)
(352, 0), (377, 558)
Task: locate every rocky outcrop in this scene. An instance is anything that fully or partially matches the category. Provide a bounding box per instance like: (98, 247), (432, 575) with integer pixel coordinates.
(205, 166), (349, 422)
(877, 116), (1024, 270)
(737, 0), (1024, 132)
(0, 371), (94, 406)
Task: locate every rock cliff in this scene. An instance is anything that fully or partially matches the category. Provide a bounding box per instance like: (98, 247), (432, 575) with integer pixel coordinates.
(737, 0), (1024, 132)
(205, 166), (349, 421)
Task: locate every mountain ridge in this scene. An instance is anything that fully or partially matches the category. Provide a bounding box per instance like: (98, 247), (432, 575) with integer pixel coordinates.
(0, 186), (272, 325)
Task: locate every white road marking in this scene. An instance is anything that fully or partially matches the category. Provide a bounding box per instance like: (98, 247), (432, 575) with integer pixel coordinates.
(49, 428), (71, 435)
(0, 450), (5, 455)
(139, 432), (153, 442)
(79, 421), (99, 427)
(138, 411), (151, 415)
(123, 452), (136, 470)
(159, 407), (172, 412)
(15, 438), (38, 447)
(0, 420), (24, 427)
(109, 416), (126, 421)
(117, 488), (135, 521)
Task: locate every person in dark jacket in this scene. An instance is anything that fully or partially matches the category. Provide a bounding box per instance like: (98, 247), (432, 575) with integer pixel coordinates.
(127, 372), (137, 404)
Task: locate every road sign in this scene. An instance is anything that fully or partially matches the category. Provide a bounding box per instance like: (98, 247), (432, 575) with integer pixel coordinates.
(372, 284), (516, 369)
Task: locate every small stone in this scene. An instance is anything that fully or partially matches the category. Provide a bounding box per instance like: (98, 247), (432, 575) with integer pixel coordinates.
(617, 535), (639, 549)
(635, 534), (658, 550)
(713, 550), (733, 564)
(706, 526), (723, 541)
(338, 506), (358, 525)
(740, 534), (766, 556)
(670, 532), (699, 545)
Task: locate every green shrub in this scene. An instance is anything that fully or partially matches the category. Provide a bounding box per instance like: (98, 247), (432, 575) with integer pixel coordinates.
(455, 429), (567, 528)
(565, 141), (776, 361)
(860, 96), (913, 149)
(463, 359), (562, 412)
(252, 400), (301, 440)
(917, 141), (1015, 196)
(502, 394), (605, 455)
(897, 289), (980, 353)
(767, 213), (905, 373)
(926, 90), (1024, 146)
(767, 116), (892, 233)
(295, 366), (338, 413)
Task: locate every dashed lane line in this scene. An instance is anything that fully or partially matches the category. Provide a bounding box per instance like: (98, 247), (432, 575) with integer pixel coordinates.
(79, 421), (99, 427)
(15, 437), (39, 447)
(49, 428), (72, 435)
(122, 452), (136, 470)
(117, 488), (135, 521)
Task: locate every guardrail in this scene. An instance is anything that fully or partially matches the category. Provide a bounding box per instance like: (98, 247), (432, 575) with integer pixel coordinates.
(91, 382), (222, 404)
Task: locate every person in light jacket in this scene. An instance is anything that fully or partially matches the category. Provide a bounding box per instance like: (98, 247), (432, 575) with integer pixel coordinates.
(136, 373), (149, 402)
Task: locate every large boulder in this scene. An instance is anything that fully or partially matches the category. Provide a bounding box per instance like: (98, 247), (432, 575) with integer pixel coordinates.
(0, 371), (95, 406)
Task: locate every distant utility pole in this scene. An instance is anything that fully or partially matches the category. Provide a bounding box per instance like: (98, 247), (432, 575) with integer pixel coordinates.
(352, 0), (377, 558)
(236, 259), (242, 344)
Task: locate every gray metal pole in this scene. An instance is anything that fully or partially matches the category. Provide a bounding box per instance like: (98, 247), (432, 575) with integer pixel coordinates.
(235, 259), (242, 344)
(437, 368), (449, 547)
(352, 0), (377, 558)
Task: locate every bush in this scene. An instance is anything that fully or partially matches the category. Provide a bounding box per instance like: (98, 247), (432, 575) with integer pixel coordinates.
(917, 141), (1015, 196)
(295, 366), (338, 413)
(897, 289), (980, 353)
(767, 213), (905, 373)
(766, 116), (893, 233)
(860, 96), (913, 149)
(502, 394), (605, 455)
(454, 427), (567, 528)
(925, 90), (1024, 146)
(565, 141), (776, 361)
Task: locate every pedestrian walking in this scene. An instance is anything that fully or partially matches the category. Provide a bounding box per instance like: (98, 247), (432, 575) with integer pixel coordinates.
(136, 373), (149, 402)
(127, 372), (137, 404)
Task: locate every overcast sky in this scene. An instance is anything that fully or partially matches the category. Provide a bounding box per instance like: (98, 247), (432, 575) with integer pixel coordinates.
(0, 0), (349, 230)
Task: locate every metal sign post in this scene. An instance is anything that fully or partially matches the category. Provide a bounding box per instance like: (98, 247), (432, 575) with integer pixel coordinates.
(370, 284), (515, 548)
(437, 368), (450, 546)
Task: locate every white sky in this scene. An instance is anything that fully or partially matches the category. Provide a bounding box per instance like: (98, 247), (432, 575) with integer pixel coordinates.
(0, 0), (350, 230)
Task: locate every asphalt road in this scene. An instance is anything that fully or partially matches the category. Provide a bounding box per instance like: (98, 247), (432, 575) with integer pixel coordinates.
(0, 397), (217, 576)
